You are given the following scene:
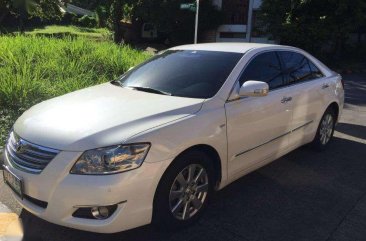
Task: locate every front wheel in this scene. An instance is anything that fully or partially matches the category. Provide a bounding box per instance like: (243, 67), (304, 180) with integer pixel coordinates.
(153, 151), (214, 230)
(312, 108), (336, 150)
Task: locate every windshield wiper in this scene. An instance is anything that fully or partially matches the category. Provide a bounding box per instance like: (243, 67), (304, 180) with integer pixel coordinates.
(126, 86), (172, 96)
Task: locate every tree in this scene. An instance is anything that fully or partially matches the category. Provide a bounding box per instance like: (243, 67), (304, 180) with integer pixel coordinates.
(1, 0), (61, 32)
(65, 0), (222, 44)
(128, 0), (223, 43)
(0, 0), (11, 26)
(260, 0), (366, 58)
(109, 0), (124, 43)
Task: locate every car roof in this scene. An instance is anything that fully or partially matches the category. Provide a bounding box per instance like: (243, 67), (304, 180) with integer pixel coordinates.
(170, 42), (334, 77)
(169, 42), (281, 53)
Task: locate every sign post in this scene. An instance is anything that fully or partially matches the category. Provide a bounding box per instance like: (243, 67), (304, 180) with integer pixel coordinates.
(194, 0), (199, 44)
(180, 1), (199, 44)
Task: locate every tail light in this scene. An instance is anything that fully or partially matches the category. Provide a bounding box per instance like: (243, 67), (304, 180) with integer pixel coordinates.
(340, 78), (345, 89)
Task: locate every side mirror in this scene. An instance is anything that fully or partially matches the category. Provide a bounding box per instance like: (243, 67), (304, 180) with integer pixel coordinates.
(239, 80), (269, 97)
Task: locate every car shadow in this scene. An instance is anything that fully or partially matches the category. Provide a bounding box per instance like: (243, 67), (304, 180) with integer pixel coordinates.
(20, 132), (366, 241)
(336, 122), (366, 140)
(343, 73), (366, 106)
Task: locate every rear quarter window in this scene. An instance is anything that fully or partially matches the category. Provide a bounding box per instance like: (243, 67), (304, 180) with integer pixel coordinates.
(279, 51), (324, 85)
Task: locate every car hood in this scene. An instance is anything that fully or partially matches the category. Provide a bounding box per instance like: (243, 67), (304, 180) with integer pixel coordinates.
(14, 83), (204, 151)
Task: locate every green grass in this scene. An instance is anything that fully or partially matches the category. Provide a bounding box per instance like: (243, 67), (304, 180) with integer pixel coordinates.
(0, 35), (151, 147)
(25, 25), (112, 41)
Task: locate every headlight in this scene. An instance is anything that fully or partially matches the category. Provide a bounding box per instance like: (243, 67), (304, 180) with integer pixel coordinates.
(70, 143), (150, 175)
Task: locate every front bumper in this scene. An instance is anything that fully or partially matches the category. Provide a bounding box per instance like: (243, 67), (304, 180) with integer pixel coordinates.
(3, 150), (169, 233)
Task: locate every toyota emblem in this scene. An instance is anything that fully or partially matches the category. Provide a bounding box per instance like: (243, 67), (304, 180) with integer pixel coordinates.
(15, 140), (24, 153)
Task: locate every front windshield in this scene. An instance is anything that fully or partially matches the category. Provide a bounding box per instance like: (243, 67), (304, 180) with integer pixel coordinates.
(116, 50), (243, 98)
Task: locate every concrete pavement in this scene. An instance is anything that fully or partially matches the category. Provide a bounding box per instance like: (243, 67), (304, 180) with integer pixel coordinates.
(0, 73), (365, 241)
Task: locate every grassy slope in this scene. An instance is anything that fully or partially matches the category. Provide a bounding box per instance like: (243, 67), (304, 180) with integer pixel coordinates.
(25, 25), (111, 40)
(0, 35), (151, 147)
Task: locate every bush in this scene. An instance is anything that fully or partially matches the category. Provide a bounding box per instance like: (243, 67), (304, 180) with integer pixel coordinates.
(61, 12), (78, 25)
(78, 15), (97, 28)
(95, 6), (109, 28)
(0, 35), (151, 146)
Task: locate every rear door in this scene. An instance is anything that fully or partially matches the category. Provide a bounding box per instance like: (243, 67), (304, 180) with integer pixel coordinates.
(278, 51), (327, 146)
(225, 51), (293, 177)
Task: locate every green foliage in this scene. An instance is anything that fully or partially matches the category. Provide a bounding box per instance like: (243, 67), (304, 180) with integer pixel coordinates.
(10, 0), (61, 20)
(70, 0), (105, 10)
(0, 0), (62, 31)
(197, 1), (223, 37)
(28, 0), (62, 20)
(61, 12), (78, 25)
(68, 0), (223, 44)
(108, 0), (124, 43)
(260, 0), (366, 57)
(25, 25), (112, 40)
(95, 5), (108, 27)
(0, 35), (151, 146)
(78, 15), (97, 28)
(131, 0), (223, 43)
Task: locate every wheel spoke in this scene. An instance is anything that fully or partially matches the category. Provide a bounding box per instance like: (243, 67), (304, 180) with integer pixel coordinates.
(182, 202), (190, 220)
(327, 127), (332, 136)
(194, 168), (205, 182)
(320, 134), (325, 144)
(196, 183), (208, 193)
(188, 165), (196, 183)
(172, 199), (184, 215)
(327, 115), (332, 125)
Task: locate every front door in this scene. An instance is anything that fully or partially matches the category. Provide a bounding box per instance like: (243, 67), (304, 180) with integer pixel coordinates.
(225, 51), (292, 177)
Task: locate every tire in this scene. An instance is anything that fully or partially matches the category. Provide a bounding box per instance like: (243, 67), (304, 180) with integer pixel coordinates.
(311, 108), (336, 151)
(152, 150), (214, 230)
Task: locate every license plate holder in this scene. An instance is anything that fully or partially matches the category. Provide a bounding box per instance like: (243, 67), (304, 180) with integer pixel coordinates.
(3, 166), (23, 199)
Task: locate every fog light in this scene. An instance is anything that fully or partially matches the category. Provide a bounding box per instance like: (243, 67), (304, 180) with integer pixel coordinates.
(91, 206), (110, 220)
(72, 204), (119, 219)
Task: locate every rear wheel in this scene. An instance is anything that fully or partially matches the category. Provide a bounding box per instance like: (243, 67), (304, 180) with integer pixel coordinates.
(312, 108), (336, 150)
(153, 150), (214, 229)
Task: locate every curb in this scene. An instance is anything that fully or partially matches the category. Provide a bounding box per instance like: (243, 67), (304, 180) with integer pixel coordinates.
(0, 213), (23, 241)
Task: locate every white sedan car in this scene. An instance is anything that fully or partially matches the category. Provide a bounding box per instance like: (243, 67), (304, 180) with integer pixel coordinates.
(2, 43), (344, 233)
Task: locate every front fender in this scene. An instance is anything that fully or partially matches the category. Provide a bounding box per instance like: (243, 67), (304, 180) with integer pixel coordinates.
(126, 106), (228, 186)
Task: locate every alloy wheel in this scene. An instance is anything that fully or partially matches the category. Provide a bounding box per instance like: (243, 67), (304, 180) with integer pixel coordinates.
(169, 164), (209, 220)
(319, 113), (334, 145)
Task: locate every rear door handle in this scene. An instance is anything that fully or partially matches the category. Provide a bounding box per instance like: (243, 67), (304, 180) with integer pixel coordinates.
(281, 97), (292, 103)
(322, 84), (330, 89)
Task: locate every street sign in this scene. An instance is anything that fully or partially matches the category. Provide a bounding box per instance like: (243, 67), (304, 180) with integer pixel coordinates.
(180, 3), (196, 12)
(180, 1), (199, 44)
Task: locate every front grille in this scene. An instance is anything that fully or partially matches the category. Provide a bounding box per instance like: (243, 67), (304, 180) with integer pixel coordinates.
(5, 132), (59, 174)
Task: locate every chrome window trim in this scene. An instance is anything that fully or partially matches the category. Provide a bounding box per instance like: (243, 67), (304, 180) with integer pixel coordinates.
(226, 49), (327, 103)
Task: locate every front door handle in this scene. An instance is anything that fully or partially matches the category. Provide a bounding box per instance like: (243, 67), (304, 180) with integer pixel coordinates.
(281, 97), (292, 103)
(322, 84), (330, 89)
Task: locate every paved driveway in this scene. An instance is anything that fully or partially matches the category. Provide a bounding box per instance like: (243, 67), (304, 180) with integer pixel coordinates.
(0, 74), (365, 241)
